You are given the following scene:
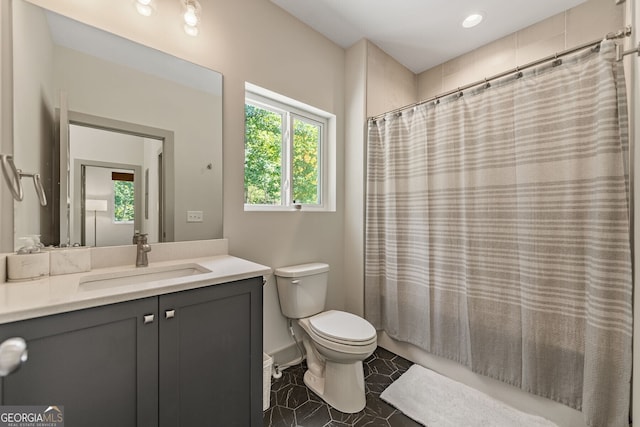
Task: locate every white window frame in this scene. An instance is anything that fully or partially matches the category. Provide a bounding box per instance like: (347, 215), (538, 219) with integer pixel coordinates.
(244, 83), (336, 212)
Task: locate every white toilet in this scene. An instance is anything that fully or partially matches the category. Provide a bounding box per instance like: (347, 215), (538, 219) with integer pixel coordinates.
(274, 263), (377, 413)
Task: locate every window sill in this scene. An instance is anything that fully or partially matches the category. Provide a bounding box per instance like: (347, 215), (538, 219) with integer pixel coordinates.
(244, 204), (335, 213)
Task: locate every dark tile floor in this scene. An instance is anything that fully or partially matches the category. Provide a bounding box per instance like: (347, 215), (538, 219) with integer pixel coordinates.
(263, 347), (423, 427)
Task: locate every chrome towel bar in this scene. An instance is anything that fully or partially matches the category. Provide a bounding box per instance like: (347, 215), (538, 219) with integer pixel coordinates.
(0, 154), (47, 206)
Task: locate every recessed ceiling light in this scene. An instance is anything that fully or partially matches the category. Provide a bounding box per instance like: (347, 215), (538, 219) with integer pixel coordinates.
(462, 13), (483, 28)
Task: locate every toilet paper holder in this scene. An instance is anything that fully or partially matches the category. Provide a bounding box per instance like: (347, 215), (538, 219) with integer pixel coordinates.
(0, 154), (47, 206)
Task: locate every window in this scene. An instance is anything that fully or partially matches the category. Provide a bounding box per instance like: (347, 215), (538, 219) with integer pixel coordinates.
(113, 172), (135, 223)
(244, 83), (335, 211)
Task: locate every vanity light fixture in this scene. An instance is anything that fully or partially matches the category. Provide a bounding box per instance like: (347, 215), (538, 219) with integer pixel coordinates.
(462, 13), (484, 28)
(135, 0), (155, 17)
(134, 0), (202, 36)
(182, 0), (201, 36)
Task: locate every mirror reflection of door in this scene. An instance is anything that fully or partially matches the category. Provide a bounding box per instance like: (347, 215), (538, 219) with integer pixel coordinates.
(82, 165), (136, 247)
(70, 124), (162, 247)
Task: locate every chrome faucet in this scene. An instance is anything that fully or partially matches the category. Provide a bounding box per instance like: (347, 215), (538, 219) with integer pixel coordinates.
(133, 232), (151, 267)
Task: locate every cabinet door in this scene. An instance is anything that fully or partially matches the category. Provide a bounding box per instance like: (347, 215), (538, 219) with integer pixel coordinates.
(159, 277), (263, 427)
(0, 298), (158, 427)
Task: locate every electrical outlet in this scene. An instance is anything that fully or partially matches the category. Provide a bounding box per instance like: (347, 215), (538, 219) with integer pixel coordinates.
(186, 211), (203, 223)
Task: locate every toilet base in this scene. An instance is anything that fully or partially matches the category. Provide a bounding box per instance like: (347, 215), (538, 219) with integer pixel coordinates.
(303, 369), (326, 398)
(303, 360), (366, 414)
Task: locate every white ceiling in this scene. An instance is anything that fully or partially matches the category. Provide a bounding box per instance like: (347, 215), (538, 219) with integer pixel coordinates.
(271, 0), (588, 73)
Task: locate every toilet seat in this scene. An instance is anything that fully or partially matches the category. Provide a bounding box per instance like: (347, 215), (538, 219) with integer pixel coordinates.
(308, 310), (376, 346)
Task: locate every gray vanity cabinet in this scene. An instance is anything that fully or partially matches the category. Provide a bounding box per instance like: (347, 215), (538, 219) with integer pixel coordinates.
(0, 297), (159, 427)
(0, 276), (263, 427)
(159, 277), (263, 427)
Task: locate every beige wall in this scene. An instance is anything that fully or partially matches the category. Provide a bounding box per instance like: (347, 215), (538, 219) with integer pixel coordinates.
(343, 40), (419, 318)
(418, 0), (624, 101)
(344, 39), (368, 316)
(12, 0), (55, 246)
(1, 1), (14, 253)
(17, 0), (346, 357)
(366, 41), (418, 117)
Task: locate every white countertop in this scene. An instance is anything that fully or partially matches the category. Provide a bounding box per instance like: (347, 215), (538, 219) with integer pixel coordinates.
(0, 240), (271, 324)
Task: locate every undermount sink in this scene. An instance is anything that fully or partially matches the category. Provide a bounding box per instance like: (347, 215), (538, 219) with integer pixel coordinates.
(79, 264), (211, 291)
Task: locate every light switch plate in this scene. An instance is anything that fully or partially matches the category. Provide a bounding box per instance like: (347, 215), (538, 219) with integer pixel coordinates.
(187, 211), (203, 223)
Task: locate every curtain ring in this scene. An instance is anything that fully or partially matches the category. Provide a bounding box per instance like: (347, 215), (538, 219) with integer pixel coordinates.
(552, 52), (562, 67)
(515, 66), (523, 79)
(484, 78), (491, 89)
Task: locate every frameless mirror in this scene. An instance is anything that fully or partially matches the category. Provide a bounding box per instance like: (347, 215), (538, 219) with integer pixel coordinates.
(12, 0), (223, 248)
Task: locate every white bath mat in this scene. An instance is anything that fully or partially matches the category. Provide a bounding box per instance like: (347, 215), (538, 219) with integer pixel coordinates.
(380, 364), (558, 427)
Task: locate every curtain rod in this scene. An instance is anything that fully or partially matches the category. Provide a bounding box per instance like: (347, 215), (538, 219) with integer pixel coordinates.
(369, 26), (633, 122)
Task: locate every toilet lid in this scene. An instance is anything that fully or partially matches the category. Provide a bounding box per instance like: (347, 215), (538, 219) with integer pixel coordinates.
(309, 310), (376, 343)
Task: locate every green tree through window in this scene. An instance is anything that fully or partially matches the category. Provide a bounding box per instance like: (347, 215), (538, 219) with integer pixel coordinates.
(244, 104), (282, 205)
(114, 180), (135, 222)
(292, 118), (320, 204)
(244, 104), (321, 206)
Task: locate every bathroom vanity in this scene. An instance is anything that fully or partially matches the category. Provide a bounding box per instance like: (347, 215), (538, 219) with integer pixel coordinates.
(0, 241), (269, 427)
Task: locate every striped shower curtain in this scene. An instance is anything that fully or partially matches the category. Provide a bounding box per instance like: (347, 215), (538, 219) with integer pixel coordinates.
(365, 41), (631, 427)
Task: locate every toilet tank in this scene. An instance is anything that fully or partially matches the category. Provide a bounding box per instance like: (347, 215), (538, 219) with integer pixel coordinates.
(274, 263), (329, 319)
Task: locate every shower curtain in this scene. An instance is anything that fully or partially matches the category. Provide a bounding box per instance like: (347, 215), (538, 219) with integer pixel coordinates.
(365, 41), (631, 427)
